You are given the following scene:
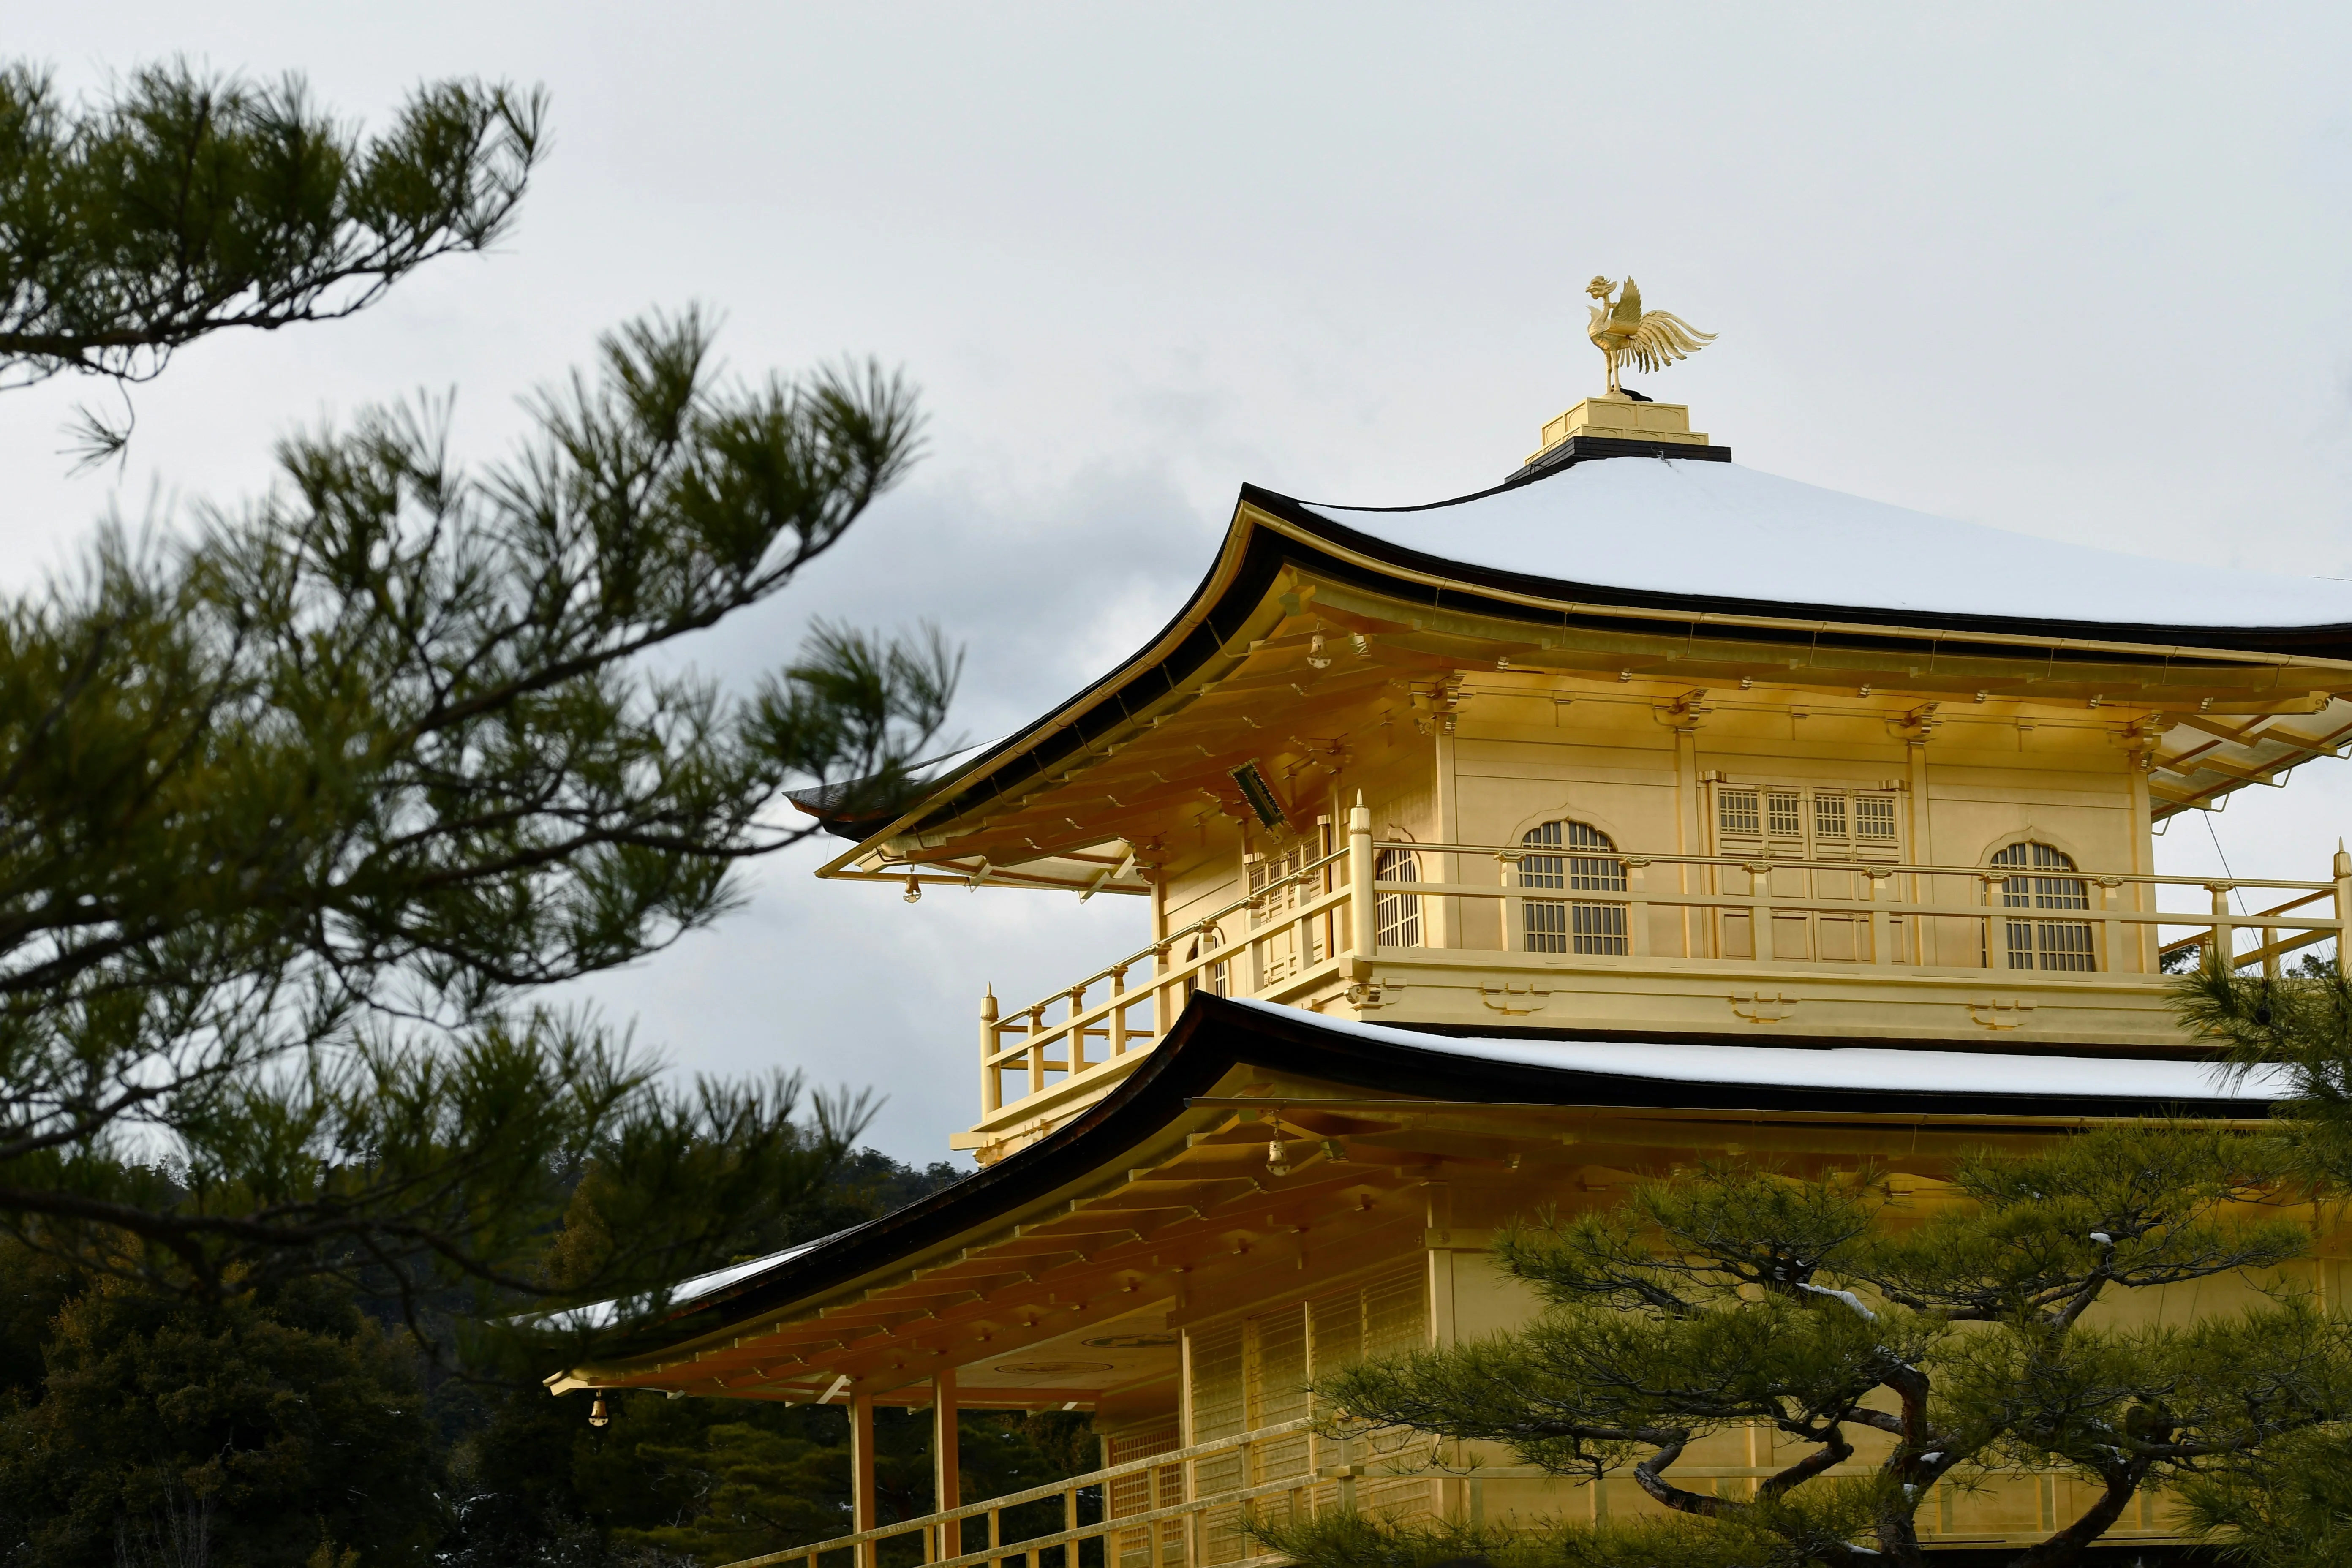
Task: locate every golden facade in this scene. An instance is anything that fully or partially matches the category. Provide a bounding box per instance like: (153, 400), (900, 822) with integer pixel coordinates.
(555, 390), (2352, 1562)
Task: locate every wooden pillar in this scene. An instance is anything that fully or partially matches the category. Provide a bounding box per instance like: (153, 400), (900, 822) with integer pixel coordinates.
(850, 1389), (879, 1568)
(2129, 765), (2158, 972)
(1432, 727), (1459, 949)
(1424, 1180), (1456, 1349)
(1348, 795), (1375, 970)
(1674, 728), (1700, 958)
(933, 1369), (962, 1561)
(979, 987), (1000, 1116)
(2335, 841), (2352, 973)
(1907, 740), (1936, 966)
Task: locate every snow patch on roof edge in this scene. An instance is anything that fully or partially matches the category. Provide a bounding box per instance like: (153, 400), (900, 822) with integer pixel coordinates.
(1230, 998), (2288, 1102)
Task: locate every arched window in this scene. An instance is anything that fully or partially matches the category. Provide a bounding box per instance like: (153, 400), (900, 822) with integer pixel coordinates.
(1991, 841), (2095, 972)
(1375, 847), (1422, 947)
(1521, 820), (1628, 955)
(1184, 926), (1228, 999)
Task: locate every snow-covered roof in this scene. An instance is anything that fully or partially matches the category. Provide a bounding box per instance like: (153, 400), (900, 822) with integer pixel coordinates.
(1231, 999), (2289, 1103)
(546, 1229), (857, 1331)
(1303, 459), (2352, 631)
(554, 997), (2286, 1382)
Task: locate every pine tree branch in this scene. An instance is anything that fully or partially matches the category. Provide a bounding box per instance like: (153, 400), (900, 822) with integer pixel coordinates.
(1757, 1423), (1853, 1501)
(1628, 1438), (1740, 1520)
(2012, 1461), (2150, 1568)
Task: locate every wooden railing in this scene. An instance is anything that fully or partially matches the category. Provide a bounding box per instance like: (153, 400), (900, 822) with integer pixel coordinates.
(971, 808), (2351, 1131)
(720, 1416), (1395, 1568)
(977, 848), (1351, 1123)
(1370, 842), (2352, 975)
(713, 1412), (2189, 1568)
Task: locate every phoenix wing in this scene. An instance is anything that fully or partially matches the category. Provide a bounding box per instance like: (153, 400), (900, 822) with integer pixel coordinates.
(1622, 309), (1717, 374)
(1612, 278), (1645, 332)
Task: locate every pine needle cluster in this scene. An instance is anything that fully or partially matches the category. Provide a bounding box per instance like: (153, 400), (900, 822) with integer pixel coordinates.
(0, 63), (962, 1368)
(1294, 1124), (2349, 1568)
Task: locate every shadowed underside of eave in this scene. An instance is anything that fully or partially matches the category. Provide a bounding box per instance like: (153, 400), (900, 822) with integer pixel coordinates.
(554, 996), (2277, 1401)
(821, 497), (2352, 884)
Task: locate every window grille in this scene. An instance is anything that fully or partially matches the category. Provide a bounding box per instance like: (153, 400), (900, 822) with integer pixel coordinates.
(1184, 927), (1228, 997)
(1375, 847), (1422, 947)
(1306, 1265), (1432, 1523)
(1247, 846), (1306, 915)
(1521, 820), (1628, 955)
(1187, 1318), (1247, 1563)
(1718, 784), (1901, 855)
(1107, 1424), (1183, 1568)
(1249, 1306), (1311, 1495)
(1718, 788), (1760, 836)
(1991, 841), (2095, 972)
(1855, 795), (1898, 841)
(1247, 837), (1324, 977)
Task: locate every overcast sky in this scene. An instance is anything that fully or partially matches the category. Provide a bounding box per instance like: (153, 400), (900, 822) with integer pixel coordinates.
(5, 4), (2351, 1161)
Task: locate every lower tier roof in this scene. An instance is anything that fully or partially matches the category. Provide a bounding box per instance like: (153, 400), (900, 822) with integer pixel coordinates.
(562, 999), (2285, 1361)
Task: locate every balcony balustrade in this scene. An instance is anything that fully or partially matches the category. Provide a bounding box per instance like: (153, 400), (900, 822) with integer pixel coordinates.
(955, 806), (2352, 1152)
(715, 1413), (2191, 1568)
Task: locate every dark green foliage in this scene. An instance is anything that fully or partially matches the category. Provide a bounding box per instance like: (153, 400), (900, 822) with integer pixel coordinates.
(2160, 954), (2352, 1566)
(0, 57), (958, 1360)
(431, 1151), (1098, 1568)
(0, 43), (994, 1566)
(2175, 1424), (2352, 1568)
(2175, 951), (2352, 1183)
(1254, 1486), (1892, 1568)
(0, 60), (542, 463)
(0, 1151), (1060, 1568)
(585, 1400), (1096, 1567)
(1308, 1128), (2347, 1568)
(0, 302), (956, 1362)
(0, 1270), (441, 1568)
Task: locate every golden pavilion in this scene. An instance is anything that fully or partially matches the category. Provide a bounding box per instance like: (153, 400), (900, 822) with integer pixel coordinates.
(552, 341), (2352, 1561)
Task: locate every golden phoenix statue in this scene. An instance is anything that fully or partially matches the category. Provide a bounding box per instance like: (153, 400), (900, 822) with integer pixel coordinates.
(1586, 276), (1715, 395)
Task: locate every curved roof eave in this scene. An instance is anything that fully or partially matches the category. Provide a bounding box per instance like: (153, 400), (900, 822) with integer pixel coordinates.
(1253, 483), (2352, 661)
(821, 468), (2352, 875)
(815, 493), (1280, 871)
(564, 995), (2280, 1371)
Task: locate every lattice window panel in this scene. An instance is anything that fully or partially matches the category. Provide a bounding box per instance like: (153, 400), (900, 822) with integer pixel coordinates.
(1250, 1305), (1312, 1492)
(1520, 821), (1628, 955)
(1712, 781), (1909, 962)
(1375, 848), (1423, 947)
(1187, 1303), (1315, 1563)
(1246, 824), (1334, 984)
(1993, 841), (2096, 972)
(1105, 1423), (1182, 1568)
(1303, 1265), (1434, 1522)
(1182, 927), (1228, 1000)
(1187, 1319), (1248, 1564)
(1715, 783), (1904, 862)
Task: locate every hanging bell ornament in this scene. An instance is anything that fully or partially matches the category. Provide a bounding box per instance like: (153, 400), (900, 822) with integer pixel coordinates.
(588, 1393), (611, 1428)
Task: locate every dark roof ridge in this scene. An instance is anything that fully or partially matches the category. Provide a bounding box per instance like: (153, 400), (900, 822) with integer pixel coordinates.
(1279, 440), (1716, 516)
(1239, 480), (2352, 655)
(589, 999), (2279, 1357)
